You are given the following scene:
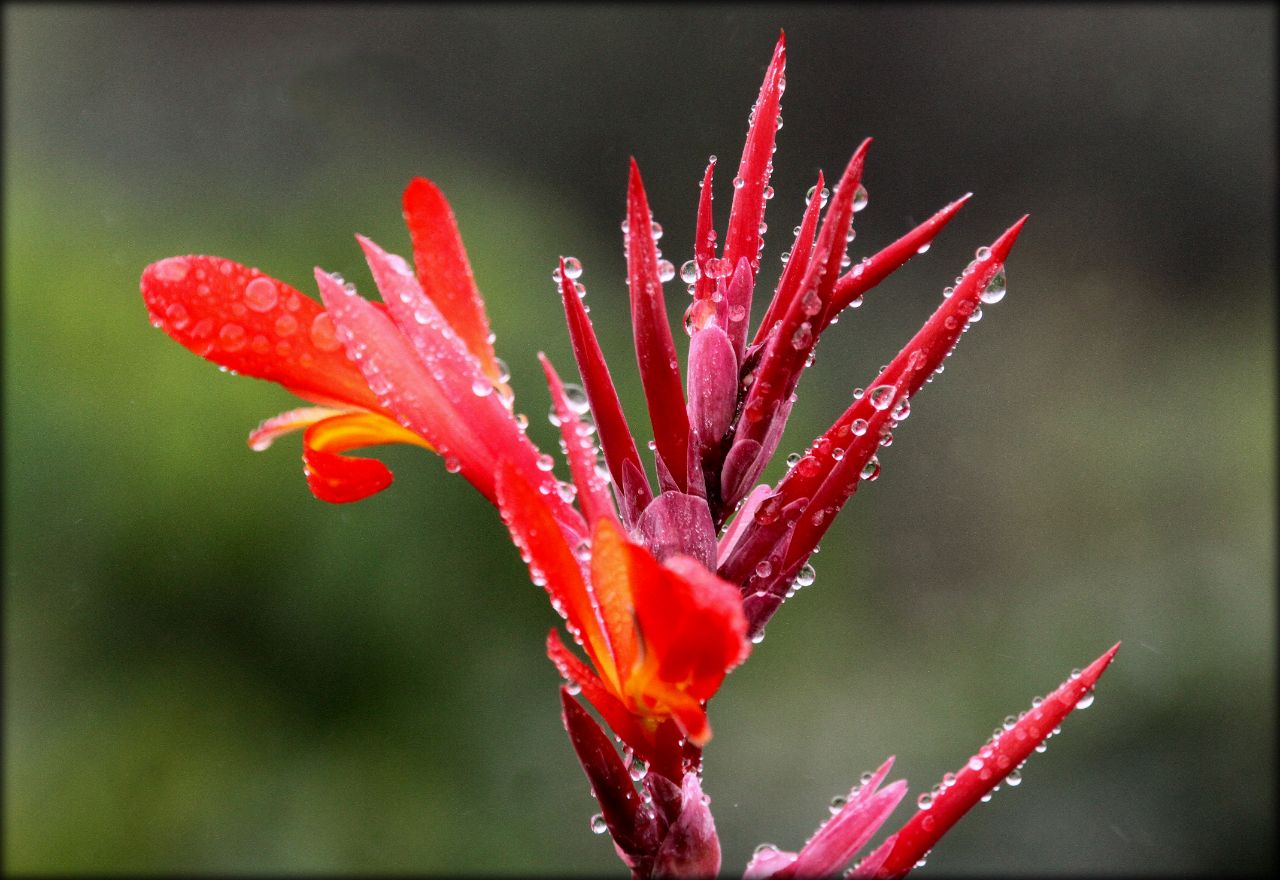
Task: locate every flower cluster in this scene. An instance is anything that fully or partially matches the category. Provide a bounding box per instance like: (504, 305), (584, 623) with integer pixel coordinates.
(141, 33), (1116, 878)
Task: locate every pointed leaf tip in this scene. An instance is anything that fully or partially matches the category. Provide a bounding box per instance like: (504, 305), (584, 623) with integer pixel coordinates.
(990, 214), (1030, 263)
(873, 642), (1121, 879)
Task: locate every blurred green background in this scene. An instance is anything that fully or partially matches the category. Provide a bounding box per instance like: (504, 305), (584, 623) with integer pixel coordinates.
(4, 4), (1274, 875)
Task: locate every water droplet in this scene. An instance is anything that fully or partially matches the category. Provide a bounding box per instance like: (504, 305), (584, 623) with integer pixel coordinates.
(1075, 689), (1095, 709)
(219, 323), (246, 352)
(274, 314), (298, 336)
(868, 385), (896, 411)
(795, 563), (816, 587)
(733, 176), (745, 190)
(916, 242), (931, 255)
(981, 267), (1007, 304)
(472, 377), (493, 397)
(860, 457), (880, 481)
(680, 260), (700, 284)
(852, 184), (869, 212)
(975, 245), (992, 261)
(850, 418), (868, 436)
(829, 795), (847, 814)
(750, 630), (766, 645)
(629, 758), (648, 782)
(310, 313), (341, 351)
(657, 259), (676, 282)
(444, 457), (462, 474)
(917, 792), (933, 810)
(755, 560), (773, 579)
(536, 454), (555, 472)
(651, 221), (664, 240)
(561, 256), (584, 280)
(154, 257), (191, 282)
(163, 302), (190, 330)
(590, 813), (608, 834)
(244, 277), (278, 312)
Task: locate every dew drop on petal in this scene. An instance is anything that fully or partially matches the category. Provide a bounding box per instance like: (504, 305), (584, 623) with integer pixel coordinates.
(590, 813), (608, 834)
(219, 323), (247, 352)
(309, 313), (341, 352)
(563, 256), (583, 280)
(244, 277), (278, 312)
(795, 563), (816, 587)
(981, 267), (1008, 304)
(154, 256), (191, 282)
(536, 453), (555, 472)
(852, 184), (869, 212)
(868, 385), (896, 411)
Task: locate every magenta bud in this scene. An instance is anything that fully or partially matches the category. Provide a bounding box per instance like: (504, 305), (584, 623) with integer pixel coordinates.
(634, 491), (718, 571)
(687, 326), (740, 447)
(652, 772), (722, 879)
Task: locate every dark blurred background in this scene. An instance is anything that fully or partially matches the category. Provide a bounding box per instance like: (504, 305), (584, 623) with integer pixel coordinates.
(4, 4), (1274, 875)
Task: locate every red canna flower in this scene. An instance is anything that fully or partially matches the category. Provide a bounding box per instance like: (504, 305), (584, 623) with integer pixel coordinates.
(140, 28), (1120, 880)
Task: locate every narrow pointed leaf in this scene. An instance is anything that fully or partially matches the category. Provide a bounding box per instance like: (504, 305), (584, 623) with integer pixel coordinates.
(823, 193), (972, 323)
(753, 170), (825, 347)
(558, 260), (653, 524)
(724, 32), (786, 279)
(627, 160), (690, 490)
(873, 643), (1121, 879)
(692, 158), (719, 311)
(541, 353), (619, 528)
(735, 142), (869, 449)
(559, 689), (660, 861)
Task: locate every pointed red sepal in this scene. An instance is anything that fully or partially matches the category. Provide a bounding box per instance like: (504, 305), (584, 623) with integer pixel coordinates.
(873, 643), (1121, 879)
(768, 216), (1029, 579)
(540, 353), (619, 528)
(557, 259), (653, 525)
(723, 32), (786, 279)
(558, 688), (661, 862)
(692, 157), (719, 310)
(752, 170), (825, 348)
(401, 177), (501, 380)
(141, 256), (381, 412)
(824, 193), (973, 324)
(627, 160), (691, 490)
(735, 141), (870, 447)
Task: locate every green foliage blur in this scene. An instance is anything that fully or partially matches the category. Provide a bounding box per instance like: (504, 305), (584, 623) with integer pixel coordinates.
(5, 5), (1274, 875)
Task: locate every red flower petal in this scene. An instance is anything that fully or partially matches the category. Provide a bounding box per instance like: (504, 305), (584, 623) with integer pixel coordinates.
(558, 261), (654, 525)
(723, 32), (786, 280)
(141, 256), (379, 411)
(873, 643), (1122, 879)
(495, 462), (616, 687)
(401, 177), (501, 380)
(301, 411), (428, 504)
(627, 160), (691, 490)
(547, 631), (652, 762)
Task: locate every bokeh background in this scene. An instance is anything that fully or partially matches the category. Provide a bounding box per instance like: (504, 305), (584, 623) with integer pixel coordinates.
(5, 4), (1274, 875)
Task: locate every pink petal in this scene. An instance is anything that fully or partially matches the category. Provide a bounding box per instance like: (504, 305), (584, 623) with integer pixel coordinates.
(691, 157), (719, 318)
(652, 771), (722, 880)
(872, 643), (1122, 879)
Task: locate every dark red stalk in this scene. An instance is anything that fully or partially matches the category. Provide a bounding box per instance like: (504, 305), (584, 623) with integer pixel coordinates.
(872, 643), (1121, 878)
(627, 160), (691, 491)
(558, 259), (653, 525)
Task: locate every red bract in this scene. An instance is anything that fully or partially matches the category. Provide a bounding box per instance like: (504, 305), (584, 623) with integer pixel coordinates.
(141, 29), (1119, 880)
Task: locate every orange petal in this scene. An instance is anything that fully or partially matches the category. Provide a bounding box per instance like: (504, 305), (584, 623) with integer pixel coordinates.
(496, 463), (618, 689)
(588, 518), (642, 687)
(401, 178), (500, 380)
(248, 406), (350, 451)
(300, 411), (431, 504)
(141, 256), (380, 411)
